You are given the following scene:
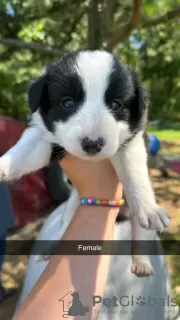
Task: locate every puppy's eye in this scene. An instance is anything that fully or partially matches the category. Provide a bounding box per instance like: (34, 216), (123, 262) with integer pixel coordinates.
(61, 98), (74, 109)
(111, 100), (123, 111)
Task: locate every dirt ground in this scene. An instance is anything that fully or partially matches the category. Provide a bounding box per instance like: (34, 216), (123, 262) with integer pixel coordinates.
(0, 140), (180, 320)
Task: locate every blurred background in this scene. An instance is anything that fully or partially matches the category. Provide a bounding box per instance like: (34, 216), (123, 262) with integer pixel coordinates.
(0, 0), (179, 319)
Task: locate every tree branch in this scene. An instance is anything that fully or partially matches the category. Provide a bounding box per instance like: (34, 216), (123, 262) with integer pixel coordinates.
(106, 3), (180, 51)
(106, 0), (141, 52)
(142, 6), (180, 28)
(0, 4), (179, 55)
(0, 37), (63, 56)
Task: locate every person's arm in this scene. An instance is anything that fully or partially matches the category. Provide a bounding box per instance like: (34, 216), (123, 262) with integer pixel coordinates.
(14, 156), (123, 320)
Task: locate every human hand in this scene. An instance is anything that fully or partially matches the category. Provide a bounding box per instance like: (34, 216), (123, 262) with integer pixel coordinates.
(59, 154), (123, 200)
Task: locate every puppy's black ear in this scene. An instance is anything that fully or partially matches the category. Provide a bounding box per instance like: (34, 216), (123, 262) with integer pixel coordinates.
(131, 70), (147, 109)
(128, 69), (148, 130)
(28, 75), (46, 113)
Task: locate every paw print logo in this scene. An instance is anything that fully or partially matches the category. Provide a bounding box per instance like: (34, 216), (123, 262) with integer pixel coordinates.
(136, 296), (146, 307)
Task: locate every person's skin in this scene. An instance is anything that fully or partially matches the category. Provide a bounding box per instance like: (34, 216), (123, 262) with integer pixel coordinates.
(14, 155), (123, 320)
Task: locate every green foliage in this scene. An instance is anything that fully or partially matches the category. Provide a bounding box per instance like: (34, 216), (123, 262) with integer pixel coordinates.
(139, 22), (180, 122)
(0, 50), (42, 120)
(0, 0), (180, 121)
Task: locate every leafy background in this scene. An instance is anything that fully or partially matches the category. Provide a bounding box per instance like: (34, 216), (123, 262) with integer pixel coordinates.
(0, 0), (180, 122)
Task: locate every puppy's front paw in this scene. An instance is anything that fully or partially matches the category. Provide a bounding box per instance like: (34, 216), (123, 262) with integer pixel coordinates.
(131, 256), (154, 277)
(137, 206), (171, 232)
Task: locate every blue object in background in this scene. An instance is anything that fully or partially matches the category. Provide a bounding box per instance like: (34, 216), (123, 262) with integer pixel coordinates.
(148, 134), (161, 156)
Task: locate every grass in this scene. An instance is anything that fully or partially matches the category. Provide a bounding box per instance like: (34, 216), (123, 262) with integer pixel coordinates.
(147, 128), (180, 141)
(160, 141), (180, 157)
(147, 126), (180, 156)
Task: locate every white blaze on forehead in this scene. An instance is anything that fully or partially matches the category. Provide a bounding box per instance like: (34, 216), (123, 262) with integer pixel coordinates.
(75, 50), (113, 101)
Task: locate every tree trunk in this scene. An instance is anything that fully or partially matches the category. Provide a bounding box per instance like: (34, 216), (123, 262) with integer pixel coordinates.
(87, 0), (103, 50)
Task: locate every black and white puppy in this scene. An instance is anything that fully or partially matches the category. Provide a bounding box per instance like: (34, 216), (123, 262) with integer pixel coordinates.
(0, 50), (171, 276)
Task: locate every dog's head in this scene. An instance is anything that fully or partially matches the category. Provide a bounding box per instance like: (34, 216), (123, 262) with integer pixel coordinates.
(29, 50), (147, 160)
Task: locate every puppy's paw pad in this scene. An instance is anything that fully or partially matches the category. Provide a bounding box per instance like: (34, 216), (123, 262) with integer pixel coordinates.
(131, 259), (154, 277)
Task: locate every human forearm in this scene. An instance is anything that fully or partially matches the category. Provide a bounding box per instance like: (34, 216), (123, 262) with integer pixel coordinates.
(14, 156), (123, 320)
(14, 204), (121, 320)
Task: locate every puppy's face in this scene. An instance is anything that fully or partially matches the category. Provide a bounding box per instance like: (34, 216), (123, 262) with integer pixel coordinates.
(29, 51), (146, 160)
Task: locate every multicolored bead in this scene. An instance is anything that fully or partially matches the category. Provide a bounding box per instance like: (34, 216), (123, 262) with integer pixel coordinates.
(80, 197), (124, 207)
(81, 198), (88, 204)
(88, 197), (93, 204)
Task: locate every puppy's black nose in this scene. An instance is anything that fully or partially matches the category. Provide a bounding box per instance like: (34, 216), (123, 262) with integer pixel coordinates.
(81, 137), (105, 155)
